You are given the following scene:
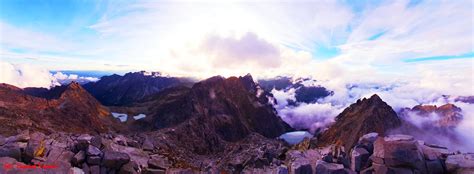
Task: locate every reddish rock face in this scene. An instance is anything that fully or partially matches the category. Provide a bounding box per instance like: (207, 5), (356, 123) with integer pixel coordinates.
(317, 94), (402, 150)
(0, 82), (121, 135)
(400, 103), (463, 128)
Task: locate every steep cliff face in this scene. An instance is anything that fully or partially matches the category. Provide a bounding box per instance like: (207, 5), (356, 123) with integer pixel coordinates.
(133, 74), (293, 136)
(124, 75), (292, 157)
(318, 94), (402, 150)
(0, 82), (120, 135)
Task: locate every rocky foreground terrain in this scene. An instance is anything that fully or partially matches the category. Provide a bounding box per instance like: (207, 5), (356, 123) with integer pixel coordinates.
(1, 130), (473, 173)
(0, 74), (473, 174)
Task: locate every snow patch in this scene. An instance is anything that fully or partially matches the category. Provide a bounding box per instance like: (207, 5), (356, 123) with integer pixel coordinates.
(112, 112), (128, 122)
(133, 114), (146, 120)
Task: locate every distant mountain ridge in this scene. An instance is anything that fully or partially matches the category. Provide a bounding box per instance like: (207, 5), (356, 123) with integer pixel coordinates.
(83, 71), (194, 106)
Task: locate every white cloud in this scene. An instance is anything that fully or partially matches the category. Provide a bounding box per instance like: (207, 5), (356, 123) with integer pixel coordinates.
(0, 61), (55, 88)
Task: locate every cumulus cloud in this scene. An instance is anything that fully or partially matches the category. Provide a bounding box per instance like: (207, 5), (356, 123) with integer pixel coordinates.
(0, 61), (55, 88)
(201, 33), (281, 68)
(53, 72), (99, 85)
(277, 102), (343, 133)
(0, 61), (99, 88)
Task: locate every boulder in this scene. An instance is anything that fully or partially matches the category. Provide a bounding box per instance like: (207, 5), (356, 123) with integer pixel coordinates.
(142, 137), (154, 151)
(90, 135), (102, 148)
(358, 133), (378, 144)
(44, 147), (75, 174)
(6, 131), (30, 143)
(114, 135), (128, 146)
(69, 167), (85, 174)
(372, 135), (426, 173)
(351, 147), (370, 172)
(90, 165), (100, 174)
(77, 134), (93, 144)
(87, 155), (102, 165)
(143, 168), (166, 174)
(290, 159), (312, 174)
(372, 163), (413, 174)
(166, 168), (194, 174)
(76, 134), (93, 151)
(86, 145), (102, 156)
(148, 155), (170, 169)
(276, 165), (289, 174)
(119, 161), (139, 174)
(420, 144), (453, 160)
(24, 134), (47, 162)
(72, 151), (86, 166)
(0, 143), (22, 160)
(0, 157), (27, 173)
(445, 153), (474, 173)
(0, 135), (5, 146)
(127, 139), (140, 148)
(102, 151), (131, 169)
(425, 159), (445, 174)
(315, 160), (352, 174)
(82, 163), (90, 174)
(357, 132), (378, 153)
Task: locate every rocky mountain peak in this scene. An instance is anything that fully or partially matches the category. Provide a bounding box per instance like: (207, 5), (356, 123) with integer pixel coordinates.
(399, 103), (463, 128)
(84, 72), (193, 106)
(319, 94), (401, 150)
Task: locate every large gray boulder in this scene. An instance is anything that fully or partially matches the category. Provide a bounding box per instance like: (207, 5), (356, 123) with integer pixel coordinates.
(372, 134), (427, 173)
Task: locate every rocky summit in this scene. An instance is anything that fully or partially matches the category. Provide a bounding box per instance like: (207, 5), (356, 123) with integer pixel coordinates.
(0, 82), (121, 136)
(317, 94), (402, 150)
(399, 103), (463, 128)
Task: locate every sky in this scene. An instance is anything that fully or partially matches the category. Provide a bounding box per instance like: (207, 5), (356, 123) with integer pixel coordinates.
(0, 0), (473, 92)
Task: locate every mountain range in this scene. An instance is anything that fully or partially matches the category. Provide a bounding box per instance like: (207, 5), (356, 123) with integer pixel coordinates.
(0, 71), (472, 174)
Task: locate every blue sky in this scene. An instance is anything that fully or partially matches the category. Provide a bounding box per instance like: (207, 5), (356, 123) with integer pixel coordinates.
(0, 0), (472, 79)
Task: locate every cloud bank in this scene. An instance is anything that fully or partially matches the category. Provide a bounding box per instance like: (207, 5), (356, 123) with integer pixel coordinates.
(0, 61), (99, 88)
